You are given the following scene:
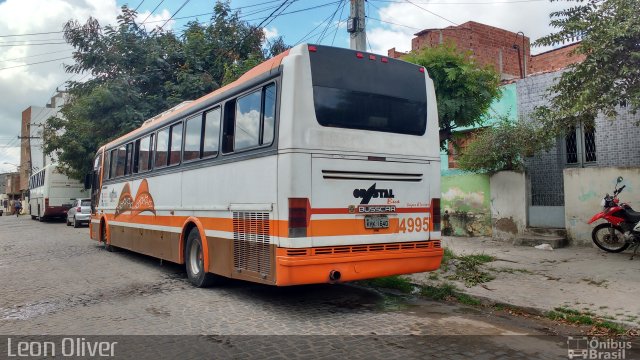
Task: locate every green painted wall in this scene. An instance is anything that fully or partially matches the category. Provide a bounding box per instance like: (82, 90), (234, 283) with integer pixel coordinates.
(441, 173), (492, 237)
(441, 83), (518, 173)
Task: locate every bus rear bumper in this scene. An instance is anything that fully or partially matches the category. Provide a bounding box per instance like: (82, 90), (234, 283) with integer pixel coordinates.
(274, 241), (443, 286)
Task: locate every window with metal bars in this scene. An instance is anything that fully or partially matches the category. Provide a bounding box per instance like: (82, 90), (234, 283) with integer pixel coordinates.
(564, 122), (596, 166)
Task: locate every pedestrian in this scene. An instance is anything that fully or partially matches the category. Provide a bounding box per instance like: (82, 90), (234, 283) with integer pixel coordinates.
(14, 199), (22, 217)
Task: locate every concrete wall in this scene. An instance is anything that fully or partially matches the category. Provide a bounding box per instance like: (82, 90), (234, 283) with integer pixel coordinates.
(564, 167), (640, 245)
(490, 171), (527, 240)
(441, 173), (492, 237)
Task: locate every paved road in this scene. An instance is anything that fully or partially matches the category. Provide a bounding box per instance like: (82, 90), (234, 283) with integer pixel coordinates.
(0, 215), (623, 359)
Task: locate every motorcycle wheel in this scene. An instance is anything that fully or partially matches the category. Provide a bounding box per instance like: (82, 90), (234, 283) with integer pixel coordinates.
(591, 223), (629, 253)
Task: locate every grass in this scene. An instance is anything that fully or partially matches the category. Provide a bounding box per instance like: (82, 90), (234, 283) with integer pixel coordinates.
(545, 307), (626, 335)
(420, 283), (457, 301)
(363, 276), (414, 294)
(447, 253), (496, 287)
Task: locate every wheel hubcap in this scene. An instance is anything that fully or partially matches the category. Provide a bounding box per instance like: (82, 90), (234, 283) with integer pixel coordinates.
(189, 242), (203, 276)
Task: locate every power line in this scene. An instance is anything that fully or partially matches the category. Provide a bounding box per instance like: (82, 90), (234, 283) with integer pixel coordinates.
(0, 57), (71, 71)
(0, 49), (73, 63)
(332, 1), (348, 45)
(372, 0), (546, 4)
(404, 0), (458, 26)
(133, 0), (145, 11)
(366, 16), (421, 30)
(317, 1), (344, 44)
(157, 0), (191, 31)
(0, 30), (64, 38)
(140, 0), (165, 25)
(0, 42), (68, 47)
(254, 0), (294, 30)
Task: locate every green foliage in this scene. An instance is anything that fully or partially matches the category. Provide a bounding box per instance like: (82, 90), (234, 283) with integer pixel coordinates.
(364, 276), (414, 294)
(44, 2), (290, 179)
(403, 43), (501, 147)
(456, 117), (555, 173)
(534, 0), (640, 132)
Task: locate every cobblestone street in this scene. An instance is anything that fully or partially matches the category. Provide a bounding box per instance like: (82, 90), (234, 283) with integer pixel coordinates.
(0, 215), (629, 359)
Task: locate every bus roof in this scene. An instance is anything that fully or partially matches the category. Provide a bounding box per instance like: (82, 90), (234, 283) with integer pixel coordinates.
(103, 48), (292, 150)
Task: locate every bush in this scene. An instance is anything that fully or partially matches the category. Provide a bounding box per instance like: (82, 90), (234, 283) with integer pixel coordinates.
(456, 117), (554, 173)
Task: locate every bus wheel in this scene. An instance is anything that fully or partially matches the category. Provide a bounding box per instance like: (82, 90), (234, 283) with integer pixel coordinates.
(102, 222), (115, 252)
(185, 227), (218, 288)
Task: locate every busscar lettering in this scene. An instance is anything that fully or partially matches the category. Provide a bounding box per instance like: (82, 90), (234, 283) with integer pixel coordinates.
(358, 205), (396, 214)
(353, 183), (395, 205)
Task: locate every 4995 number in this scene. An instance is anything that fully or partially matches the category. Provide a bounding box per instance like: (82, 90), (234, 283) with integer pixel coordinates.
(398, 217), (430, 233)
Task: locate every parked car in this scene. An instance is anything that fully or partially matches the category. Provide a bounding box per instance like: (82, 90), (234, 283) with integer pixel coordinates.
(66, 198), (91, 228)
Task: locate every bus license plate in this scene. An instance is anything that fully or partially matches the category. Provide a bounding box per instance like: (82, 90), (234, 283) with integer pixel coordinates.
(365, 215), (389, 229)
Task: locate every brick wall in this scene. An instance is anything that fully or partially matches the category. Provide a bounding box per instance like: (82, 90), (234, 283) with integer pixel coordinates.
(411, 21), (530, 79)
(529, 43), (585, 74)
(406, 21), (584, 78)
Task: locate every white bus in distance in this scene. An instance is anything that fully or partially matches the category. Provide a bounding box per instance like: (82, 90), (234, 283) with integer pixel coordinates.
(88, 44), (443, 287)
(29, 163), (88, 221)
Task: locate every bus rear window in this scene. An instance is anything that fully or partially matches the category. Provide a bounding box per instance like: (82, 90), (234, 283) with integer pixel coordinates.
(309, 45), (427, 136)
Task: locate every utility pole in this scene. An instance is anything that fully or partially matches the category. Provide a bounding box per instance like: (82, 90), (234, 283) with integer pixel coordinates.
(348, 0), (366, 51)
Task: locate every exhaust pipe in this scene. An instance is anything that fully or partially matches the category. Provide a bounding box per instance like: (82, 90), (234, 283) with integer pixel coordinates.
(329, 270), (341, 281)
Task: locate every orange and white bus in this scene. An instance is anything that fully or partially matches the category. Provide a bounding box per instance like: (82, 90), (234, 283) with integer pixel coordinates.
(88, 44), (443, 287)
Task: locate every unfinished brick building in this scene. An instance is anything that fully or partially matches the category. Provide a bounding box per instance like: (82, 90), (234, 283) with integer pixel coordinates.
(388, 21), (584, 79)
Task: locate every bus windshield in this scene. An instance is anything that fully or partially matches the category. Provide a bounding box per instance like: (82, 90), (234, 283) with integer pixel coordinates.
(309, 45), (427, 136)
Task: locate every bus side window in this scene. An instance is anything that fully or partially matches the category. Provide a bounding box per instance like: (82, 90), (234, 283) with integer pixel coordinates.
(109, 149), (118, 179)
(136, 135), (151, 173)
(222, 100), (236, 154)
(203, 107), (221, 158)
(183, 115), (202, 162)
(262, 84), (276, 145)
(115, 146), (127, 177)
(169, 122), (183, 166)
(155, 128), (170, 169)
(104, 150), (111, 180)
(125, 142), (134, 176)
(235, 89), (262, 151)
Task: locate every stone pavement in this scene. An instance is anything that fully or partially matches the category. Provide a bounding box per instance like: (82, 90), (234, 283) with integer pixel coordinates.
(407, 237), (640, 328)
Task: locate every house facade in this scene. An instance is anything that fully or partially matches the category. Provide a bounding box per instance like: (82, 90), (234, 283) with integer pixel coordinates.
(389, 21), (640, 245)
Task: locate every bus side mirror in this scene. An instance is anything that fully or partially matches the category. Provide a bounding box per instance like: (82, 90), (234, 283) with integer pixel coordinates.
(84, 173), (93, 190)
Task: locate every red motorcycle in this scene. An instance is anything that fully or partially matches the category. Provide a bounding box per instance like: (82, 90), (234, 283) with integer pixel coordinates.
(588, 176), (640, 258)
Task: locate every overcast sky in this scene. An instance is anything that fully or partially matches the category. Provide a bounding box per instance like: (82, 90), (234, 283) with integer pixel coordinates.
(0, 0), (570, 173)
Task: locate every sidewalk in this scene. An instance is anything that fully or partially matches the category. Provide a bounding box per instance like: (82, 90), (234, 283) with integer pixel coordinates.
(407, 237), (640, 328)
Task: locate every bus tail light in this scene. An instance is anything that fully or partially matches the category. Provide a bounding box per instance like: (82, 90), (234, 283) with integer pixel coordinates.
(289, 198), (310, 238)
(381, 57), (389, 63)
(308, 45), (317, 52)
(431, 198), (441, 231)
(356, 52), (364, 59)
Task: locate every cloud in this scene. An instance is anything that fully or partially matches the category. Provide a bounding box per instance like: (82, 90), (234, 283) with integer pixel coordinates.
(264, 27), (279, 40)
(0, 0), (177, 172)
(366, 0), (572, 55)
(136, 9), (175, 32)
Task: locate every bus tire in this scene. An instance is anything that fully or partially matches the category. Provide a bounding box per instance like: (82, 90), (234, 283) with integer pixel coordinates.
(185, 227), (218, 288)
(102, 221), (115, 252)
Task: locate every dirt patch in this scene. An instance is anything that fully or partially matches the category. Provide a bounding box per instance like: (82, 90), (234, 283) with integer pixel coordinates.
(494, 217), (518, 234)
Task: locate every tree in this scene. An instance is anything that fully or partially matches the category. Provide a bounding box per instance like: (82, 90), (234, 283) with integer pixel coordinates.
(534, 0), (640, 131)
(45, 2), (288, 179)
(456, 117), (555, 173)
(403, 43), (501, 147)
